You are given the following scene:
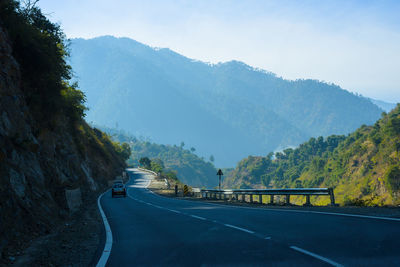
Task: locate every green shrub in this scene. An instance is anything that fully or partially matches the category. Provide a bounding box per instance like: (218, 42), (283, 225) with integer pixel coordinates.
(385, 165), (400, 193)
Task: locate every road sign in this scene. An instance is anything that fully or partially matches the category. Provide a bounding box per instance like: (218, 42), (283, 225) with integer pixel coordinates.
(183, 185), (189, 196)
(217, 169), (224, 190)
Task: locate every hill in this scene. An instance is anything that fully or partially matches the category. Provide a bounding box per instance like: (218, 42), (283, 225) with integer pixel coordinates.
(69, 36), (383, 167)
(224, 105), (400, 206)
(368, 98), (397, 113)
(102, 127), (218, 187)
(0, 1), (128, 262)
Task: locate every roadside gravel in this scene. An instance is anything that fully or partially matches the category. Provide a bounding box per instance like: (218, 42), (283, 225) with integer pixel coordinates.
(13, 193), (103, 267)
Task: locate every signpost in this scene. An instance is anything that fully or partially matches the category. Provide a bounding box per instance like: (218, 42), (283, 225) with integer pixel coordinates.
(217, 169), (224, 190)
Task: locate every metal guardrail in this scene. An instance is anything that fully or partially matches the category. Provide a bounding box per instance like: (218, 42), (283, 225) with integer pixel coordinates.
(199, 188), (336, 206)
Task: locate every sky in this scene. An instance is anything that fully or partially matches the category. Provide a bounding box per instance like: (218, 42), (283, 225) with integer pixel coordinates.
(37, 0), (400, 103)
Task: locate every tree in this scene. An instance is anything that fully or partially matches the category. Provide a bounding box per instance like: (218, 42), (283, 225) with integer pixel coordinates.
(139, 157), (151, 168)
(180, 141), (185, 148)
(190, 147), (196, 153)
(209, 155), (215, 163)
(150, 160), (163, 173)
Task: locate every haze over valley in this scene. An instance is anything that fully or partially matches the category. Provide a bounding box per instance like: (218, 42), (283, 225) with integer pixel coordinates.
(69, 36), (386, 167)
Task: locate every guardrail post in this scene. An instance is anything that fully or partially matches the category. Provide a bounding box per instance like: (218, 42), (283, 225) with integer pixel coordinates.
(249, 194), (253, 203)
(242, 194), (246, 203)
(270, 195), (274, 204)
(259, 195), (263, 204)
(304, 195), (311, 206)
(329, 188), (337, 206)
(286, 195), (290, 205)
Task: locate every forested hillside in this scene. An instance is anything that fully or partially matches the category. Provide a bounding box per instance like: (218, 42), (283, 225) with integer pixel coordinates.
(69, 36), (383, 167)
(102, 127), (218, 187)
(224, 105), (400, 206)
(0, 1), (128, 262)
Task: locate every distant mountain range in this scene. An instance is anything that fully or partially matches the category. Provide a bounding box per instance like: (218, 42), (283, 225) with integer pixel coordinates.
(69, 36), (384, 167)
(367, 98), (397, 112)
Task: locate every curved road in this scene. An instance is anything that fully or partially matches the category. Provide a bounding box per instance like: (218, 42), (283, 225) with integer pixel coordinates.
(99, 169), (400, 266)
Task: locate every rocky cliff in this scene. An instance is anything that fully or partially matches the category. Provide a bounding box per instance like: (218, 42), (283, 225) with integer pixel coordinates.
(0, 22), (126, 262)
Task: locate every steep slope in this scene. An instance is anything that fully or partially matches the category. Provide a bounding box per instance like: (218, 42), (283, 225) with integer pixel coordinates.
(103, 127), (218, 187)
(224, 105), (400, 206)
(0, 1), (128, 261)
(69, 36), (383, 167)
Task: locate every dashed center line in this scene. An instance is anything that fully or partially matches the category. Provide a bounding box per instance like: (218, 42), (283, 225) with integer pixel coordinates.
(168, 209), (181, 214)
(223, 223), (255, 234)
(290, 246), (343, 267)
(128, 191), (341, 267)
(190, 215), (207, 220)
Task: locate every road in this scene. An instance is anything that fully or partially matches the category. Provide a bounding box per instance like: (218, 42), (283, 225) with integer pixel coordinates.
(98, 168), (400, 266)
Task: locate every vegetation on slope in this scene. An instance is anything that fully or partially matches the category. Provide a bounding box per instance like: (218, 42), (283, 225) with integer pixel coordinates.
(224, 106), (400, 206)
(0, 1), (130, 261)
(101, 127), (218, 187)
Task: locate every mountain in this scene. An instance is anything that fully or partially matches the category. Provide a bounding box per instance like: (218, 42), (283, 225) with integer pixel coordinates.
(368, 98), (397, 113)
(0, 2), (127, 261)
(101, 127), (218, 187)
(223, 104), (400, 206)
(69, 36), (383, 167)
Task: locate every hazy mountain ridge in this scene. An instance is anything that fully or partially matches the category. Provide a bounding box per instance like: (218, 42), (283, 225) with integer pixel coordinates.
(367, 98), (397, 113)
(69, 36), (383, 167)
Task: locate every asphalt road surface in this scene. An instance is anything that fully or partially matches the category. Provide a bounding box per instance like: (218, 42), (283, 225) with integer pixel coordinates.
(98, 168), (400, 266)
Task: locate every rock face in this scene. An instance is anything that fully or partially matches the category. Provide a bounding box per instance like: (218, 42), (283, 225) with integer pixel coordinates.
(0, 25), (125, 259)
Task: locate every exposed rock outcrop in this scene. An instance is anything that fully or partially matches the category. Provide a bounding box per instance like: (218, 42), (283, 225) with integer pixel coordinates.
(0, 24), (125, 261)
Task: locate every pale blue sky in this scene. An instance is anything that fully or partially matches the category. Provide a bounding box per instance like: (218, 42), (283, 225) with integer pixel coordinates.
(37, 0), (400, 102)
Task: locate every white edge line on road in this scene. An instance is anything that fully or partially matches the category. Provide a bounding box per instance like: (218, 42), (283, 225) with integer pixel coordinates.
(190, 215), (207, 220)
(136, 167), (400, 223)
(168, 209), (181, 214)
(224, 223), (255, 234)
(96, 190), (113, 267)
(290, 246), (343, 267)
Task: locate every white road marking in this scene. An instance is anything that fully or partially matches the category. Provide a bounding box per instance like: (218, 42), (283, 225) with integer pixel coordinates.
(290, 246), (343, 267)
(168, 209), (181, 214)
(223, 224), (255, 234)
(190, 215), (207, 221)
(264, 236), (271, 240)
(96, 190), (113, 267)
(162, 194), (400, 222)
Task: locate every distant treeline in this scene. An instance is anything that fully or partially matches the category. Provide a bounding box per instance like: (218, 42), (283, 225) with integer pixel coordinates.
(99, 127), (218, 188)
